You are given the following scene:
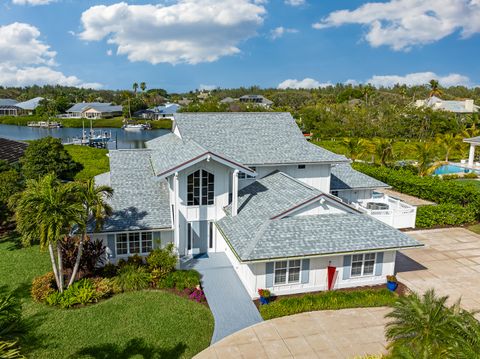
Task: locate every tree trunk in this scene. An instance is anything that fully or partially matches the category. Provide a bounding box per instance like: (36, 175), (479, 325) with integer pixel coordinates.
(57, 242), (64, 291)
(48, 243), (62, 292)
(68, 233), (85, 287)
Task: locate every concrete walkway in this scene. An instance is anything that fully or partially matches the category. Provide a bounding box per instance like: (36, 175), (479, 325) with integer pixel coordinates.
(194, 307), (390, 358)
(398, 228), (480, 316)
(182, 253), (263, 344)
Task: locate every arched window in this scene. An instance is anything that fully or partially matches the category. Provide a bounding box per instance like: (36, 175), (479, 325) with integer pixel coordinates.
(187, 170), (214, 206)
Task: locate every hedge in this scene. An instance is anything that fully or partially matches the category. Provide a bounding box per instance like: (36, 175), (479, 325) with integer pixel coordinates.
(416, 204), (477, 228)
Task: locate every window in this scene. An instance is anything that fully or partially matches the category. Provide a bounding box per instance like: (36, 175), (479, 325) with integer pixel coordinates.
(351, 253), (376, 277)
(298, 164), (306, 169)
(116, 232), (153, 256)
(187, 223), (192, 250)
(187, 170), (214, 206)
(274, 260), (302, 285)
(209, 222), (213, 249)
(331, 190), (339, 197)
(238, 166), (256, 179)
(117, 233), (128, 255)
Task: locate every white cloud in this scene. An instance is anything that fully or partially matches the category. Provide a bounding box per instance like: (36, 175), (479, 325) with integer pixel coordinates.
(68, 30), (75, 36)
(12, 0), (55, 5)
(79, 0), (266, 65)
(285, 0), (305, 6)
(106, 49), (113, 56)
(366, 71), (471, 87)
(278, 78), (332, 89)
(270, 26), (298, 40)
(313, 0), (480, 51)
(199, 84), (217, 91)
(0, 23), (101, 88)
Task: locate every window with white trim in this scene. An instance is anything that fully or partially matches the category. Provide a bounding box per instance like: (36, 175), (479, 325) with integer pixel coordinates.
(351, 253), (376, 277)
(274, 260), (301, 285)
(238, 167), (256, 179)
(116, 232), (154, 256)
(187, 170), (214, 206)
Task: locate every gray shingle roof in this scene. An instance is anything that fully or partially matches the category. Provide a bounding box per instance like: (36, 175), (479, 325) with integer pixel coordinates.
(0, 138), (28, 163)
(67, 102), (122, 114)
(0, 99), (18, 107)
(217, 171), (421, 261)
(15, 97), (43, 110)
(173, 113), (348, 166)
(97, 150), (172, 232)
(331, 164), (389, 190)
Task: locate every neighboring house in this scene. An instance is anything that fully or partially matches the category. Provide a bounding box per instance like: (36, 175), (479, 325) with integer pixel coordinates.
(415, 96), (479, 113)
(0, 138), (28, 163)
(178, 98), (193, 106)
(219, 97), (235, 104)
(239, 95), (273, 108)
(0, 98), (43, 116)
(91, 112), (421, 299)
(65, 102), (123, 119)
(134, 103), (180, 120)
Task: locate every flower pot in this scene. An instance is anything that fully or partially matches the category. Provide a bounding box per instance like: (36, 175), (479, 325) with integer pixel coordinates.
(259, 296), (269, 305)
(387, 281), (398, 292)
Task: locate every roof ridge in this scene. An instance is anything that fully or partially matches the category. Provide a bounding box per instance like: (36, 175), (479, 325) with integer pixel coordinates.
(244, 221), (271, 259)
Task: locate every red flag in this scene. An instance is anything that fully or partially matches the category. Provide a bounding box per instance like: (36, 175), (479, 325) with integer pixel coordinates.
(327, 265), (336, 290)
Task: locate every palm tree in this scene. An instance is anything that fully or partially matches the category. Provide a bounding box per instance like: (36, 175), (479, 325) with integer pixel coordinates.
(132, 82), (139, 95)
(14, 174), (83, 292)
(140, 82), (146, 93)
(413, 142), (445, 176)
(369, 138), (394, 166)
(435, 133), (462, 162)
(68, 179), (113, 287)
(342, 138), (368, 162)
(385, 289), (480, 358)
(428, 79), (443, 98)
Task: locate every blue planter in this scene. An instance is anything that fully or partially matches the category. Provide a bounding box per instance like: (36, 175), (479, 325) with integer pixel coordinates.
(387, 281), (398, 292)
(259, 297), (270, 305)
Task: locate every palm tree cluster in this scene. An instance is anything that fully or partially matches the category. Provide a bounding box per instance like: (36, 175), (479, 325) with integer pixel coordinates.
(12, 174), (112, 292)
(385, 289), (480, 358)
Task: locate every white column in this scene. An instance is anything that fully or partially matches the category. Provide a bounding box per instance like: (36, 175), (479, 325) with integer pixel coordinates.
(173, 172), (180, 250)
(232, 170), (239, 216)
(468, 144), (476, 167)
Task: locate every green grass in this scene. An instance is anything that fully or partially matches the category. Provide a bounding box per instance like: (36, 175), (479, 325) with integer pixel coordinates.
(0, 116), (172, 129)
(0, 235), (214, 358)
(468, 223), (480, 235)
(64, 145), (110, 181)
(259, 288), (397, 320)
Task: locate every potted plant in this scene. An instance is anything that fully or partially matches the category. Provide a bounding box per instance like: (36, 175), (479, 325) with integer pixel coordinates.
(386, 275), (398, 291)
(258, 288), (271, 305)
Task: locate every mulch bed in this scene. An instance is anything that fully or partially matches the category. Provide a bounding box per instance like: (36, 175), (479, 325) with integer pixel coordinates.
(253, 282), (409, 309)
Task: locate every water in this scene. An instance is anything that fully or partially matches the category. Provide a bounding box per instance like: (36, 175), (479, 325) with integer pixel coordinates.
(434, 164), (474, 175)
(0, 124), (169, 149)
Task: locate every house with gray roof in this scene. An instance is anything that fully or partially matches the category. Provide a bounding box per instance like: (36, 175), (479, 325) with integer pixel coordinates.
(65, 102), (123, 119)
(91, 112), (421, 299)
(0, 97), (43, 116)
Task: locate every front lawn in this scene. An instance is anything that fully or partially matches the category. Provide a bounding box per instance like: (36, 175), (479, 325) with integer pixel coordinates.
(0, 236), (214, 358)
(259, 288), (397, 320)
(65, 145), (110, 181)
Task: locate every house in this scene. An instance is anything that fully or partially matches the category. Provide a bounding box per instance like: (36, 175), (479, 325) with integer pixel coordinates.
(239, 95), (273, 108)
(0, 97), (44, 116)
(91, 112), (421, 299)
(415, 96), (479, 113)
(65, 102), (123, 119)
(134, 103), (180, 120)
(0, 138), (28, 163)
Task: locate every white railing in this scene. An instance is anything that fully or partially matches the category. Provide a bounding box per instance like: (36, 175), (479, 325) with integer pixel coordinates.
(352, 194), (417, 229)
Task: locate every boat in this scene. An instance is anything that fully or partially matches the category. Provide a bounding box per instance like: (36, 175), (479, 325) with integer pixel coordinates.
(27, 121), (63, 128)
(122, 123), (150, 131)
(64, 120), (111, 148)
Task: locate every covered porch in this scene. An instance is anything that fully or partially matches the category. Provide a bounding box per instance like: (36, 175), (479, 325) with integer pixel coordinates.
(464, 136), (480, 167)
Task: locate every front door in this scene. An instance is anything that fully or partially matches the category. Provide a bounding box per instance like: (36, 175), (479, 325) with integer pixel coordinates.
(188, 221), (208, 255)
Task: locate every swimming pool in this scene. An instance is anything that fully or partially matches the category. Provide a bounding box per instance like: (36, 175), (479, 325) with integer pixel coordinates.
(434, 165), (473, 175)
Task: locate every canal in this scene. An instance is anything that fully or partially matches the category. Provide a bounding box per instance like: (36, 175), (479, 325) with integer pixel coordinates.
(0, 124), (169, 149)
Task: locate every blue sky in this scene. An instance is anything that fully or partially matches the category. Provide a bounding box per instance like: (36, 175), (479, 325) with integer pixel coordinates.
(0, 0), (479, 92)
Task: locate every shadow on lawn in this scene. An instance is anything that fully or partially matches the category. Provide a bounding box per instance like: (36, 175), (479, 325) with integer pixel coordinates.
(0, 230), (24, 250)
(71, 338), (187, 359)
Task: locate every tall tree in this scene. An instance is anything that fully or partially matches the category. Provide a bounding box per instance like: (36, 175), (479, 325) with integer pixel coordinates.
(132, 82), (139, 95)
(68, 179), (113, 287)
(429, 79), (443, 98)
(140, 82), (146, 93)
(369, 138), (394, 166)
(413, 142), (444, 176)
(436, 133), (461, 162)
(14, 174), (84, 291)
(342, 138), (368, 161)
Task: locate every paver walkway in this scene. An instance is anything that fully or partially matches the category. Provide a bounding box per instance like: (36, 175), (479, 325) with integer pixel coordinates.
(398, 228), (480, 315)
(182, 253), (263, 344)
(194, 307), (390, 358)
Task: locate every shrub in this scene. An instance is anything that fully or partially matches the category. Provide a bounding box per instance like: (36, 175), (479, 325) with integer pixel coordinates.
(0, 292), (23, 341)
(416, 204), (477, 228)
(100, 263), (117, 278)
(464, 172), (478, 179)
(188, 288), (206, 303)
(60, 236), (106, 278)
(0, 341), (25, 359)
(90, 278), (113, 298)
(44, 279), (106, 309)
(113, 265), (151, 292)
(127, 254), (144, 267)
(259, 289), (396, 320)
(31, 272), (56, 303)
(441, 174), (459, 180)
(171, 270), (201, 291)
(146, 244), (177, 280)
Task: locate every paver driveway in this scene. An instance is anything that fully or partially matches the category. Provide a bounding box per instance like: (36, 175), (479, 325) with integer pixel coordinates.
(182, 253), (263, 344)
(194, 307), (390, 359)
(398, 227), (480, 314)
